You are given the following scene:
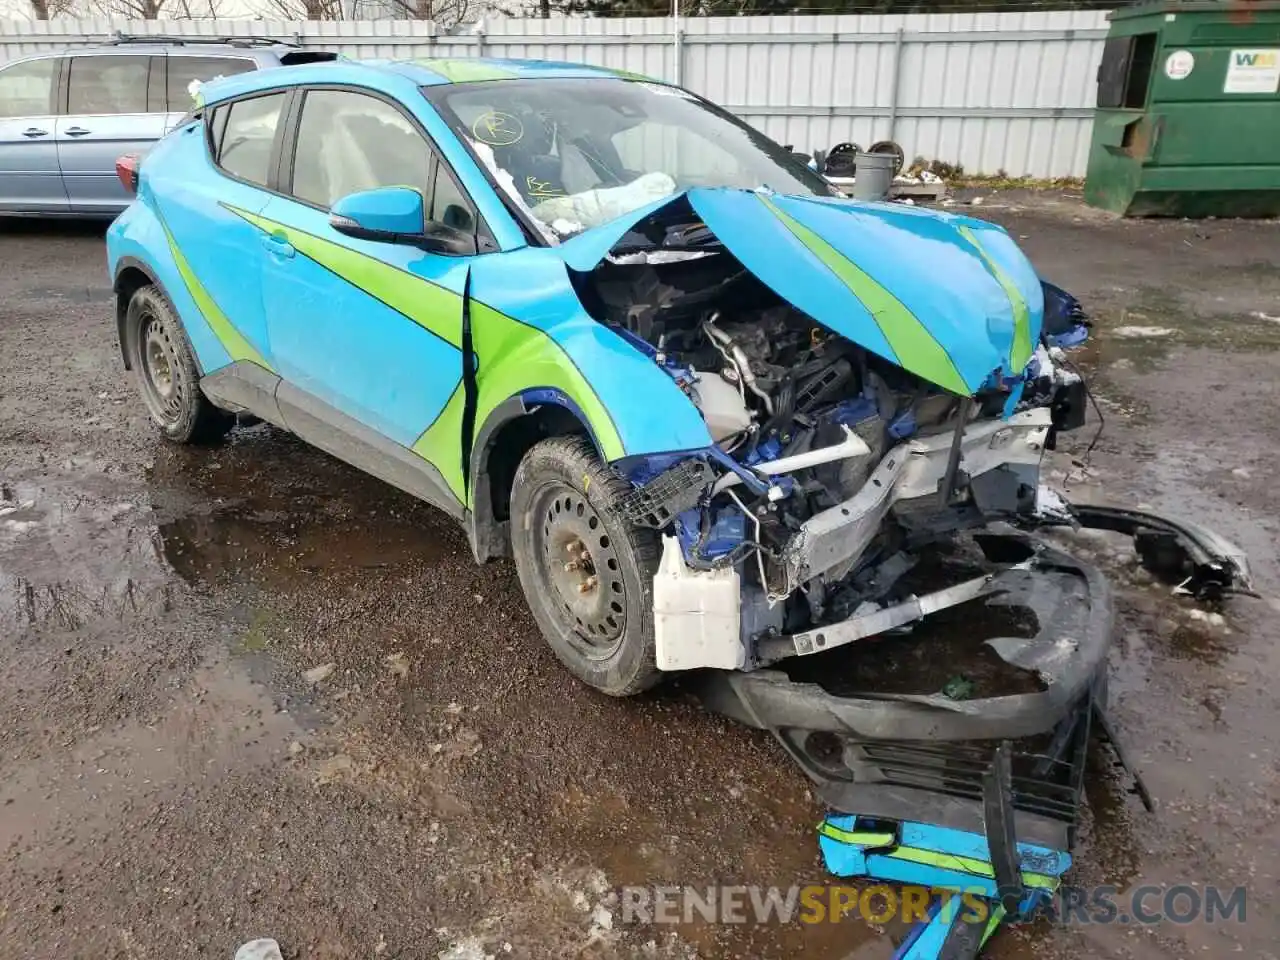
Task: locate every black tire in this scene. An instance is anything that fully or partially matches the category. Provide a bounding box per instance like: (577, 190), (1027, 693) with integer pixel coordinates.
(867, 139), (906, 176)
(125, 285), (232, 445)
(509, 435), (661, 697)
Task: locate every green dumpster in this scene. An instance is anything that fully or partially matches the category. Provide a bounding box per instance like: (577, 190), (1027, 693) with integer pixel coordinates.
(1085, 0), (1280, 217)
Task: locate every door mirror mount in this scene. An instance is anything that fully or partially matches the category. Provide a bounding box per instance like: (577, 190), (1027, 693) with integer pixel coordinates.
(328, 186), (477, 255)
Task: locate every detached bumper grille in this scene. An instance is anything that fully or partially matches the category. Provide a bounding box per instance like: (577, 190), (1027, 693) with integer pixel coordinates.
(788, 692), (1095, 849)
(853, 726), (1087, 826)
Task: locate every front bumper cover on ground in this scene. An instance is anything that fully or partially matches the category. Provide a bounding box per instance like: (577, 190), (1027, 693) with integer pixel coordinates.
(691, 500), (1245, 956)
(698, 532), (1110, 850)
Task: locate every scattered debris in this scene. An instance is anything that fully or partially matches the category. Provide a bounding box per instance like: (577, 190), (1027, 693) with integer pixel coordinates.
(584, 869), (609, 896)
(384, 652), (410, 679)
(315, 753), (355, 784)
(942, 675), (975, 700)
(234, 939), (283, 960)
(1251, 311), (1280, 323)
(303, 662), (336, 684)
(447, 727), (483, 759)
(287, 740), (305, 758)
(589, 902), (614, 936)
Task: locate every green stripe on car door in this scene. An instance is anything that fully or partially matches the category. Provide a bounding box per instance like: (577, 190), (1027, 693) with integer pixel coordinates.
(223, 204), (465, 350)
(160, 219), (273, 372)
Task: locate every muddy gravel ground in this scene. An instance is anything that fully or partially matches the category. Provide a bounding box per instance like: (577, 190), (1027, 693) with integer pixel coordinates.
(2, 194), (1278, 960)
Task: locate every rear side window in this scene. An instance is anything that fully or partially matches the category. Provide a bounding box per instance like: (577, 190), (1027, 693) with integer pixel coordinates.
(0, 57), (56, 118)
(214, 93), (286, 188)
(67, 55), (151, 115)
(166, 56), (255, 112)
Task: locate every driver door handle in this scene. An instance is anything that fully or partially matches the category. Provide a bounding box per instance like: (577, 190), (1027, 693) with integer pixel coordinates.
(64, 127), (91, 137)
(22, 127), (48, 138)
(260, 232), (295, 260)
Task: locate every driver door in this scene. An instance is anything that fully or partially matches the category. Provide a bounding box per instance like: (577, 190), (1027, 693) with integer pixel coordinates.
(257, 87), (484, 513)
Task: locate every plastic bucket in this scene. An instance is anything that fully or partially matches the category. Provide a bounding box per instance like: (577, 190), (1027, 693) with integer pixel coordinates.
(852, 150), (895, 201)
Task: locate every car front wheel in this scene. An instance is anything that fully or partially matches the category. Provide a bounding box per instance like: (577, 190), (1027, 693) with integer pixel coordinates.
(509, 435), (661, 697)
(126, 285), (232, 445)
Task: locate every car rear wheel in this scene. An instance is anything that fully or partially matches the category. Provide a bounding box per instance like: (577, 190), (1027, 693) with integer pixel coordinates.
(509, 435), (661, 697)
(126, 285), (232, 445)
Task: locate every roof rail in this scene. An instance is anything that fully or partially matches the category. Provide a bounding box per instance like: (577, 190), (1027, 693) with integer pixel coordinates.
(108, 31), (300, 48)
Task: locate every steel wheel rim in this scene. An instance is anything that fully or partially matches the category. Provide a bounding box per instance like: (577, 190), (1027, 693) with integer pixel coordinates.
(139, 313), (187, 424)
(531, 481), (627, 661)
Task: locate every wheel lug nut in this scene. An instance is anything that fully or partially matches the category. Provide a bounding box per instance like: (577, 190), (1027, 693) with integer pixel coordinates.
(563, 560), (580, 572)
(577, 575), (598, 593)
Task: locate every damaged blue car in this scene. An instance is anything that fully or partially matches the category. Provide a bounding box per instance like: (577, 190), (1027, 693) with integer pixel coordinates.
(109, 57), (1252, 957)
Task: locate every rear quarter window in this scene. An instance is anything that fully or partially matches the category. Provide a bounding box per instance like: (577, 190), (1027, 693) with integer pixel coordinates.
(212, 92), (286, 188)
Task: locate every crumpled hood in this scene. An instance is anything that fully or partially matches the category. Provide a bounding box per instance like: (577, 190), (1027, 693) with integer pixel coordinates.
(560, 187), (1044, 396)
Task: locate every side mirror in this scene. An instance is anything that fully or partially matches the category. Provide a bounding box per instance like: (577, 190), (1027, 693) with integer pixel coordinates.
(329, 186), (477, 255)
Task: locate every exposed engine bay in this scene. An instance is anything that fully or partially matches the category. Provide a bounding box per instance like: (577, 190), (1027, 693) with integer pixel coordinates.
(571, 206), (1250, 677)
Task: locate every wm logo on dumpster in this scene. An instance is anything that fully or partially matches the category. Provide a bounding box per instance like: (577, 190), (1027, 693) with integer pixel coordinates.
(1234, 51), (1278, 67)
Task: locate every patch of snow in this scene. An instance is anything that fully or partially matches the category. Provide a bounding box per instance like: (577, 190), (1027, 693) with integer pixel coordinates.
(1112, 325), (1175, 339)
(234, 940), (283, 960)
(303, 662), (336, 684)
(438, 938), (492, 960)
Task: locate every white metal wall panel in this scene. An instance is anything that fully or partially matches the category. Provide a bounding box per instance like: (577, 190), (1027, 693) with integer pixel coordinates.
(0, 11), (1110, 177)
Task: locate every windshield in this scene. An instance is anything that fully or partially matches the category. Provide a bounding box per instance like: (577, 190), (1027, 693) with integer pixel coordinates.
(425, 77), (834, 240)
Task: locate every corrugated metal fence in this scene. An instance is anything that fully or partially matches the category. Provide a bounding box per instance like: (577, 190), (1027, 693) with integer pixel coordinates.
(0, 11), (1110, 177)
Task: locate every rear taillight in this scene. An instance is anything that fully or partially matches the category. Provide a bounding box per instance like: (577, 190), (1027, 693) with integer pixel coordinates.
(115, 154), (140, 196)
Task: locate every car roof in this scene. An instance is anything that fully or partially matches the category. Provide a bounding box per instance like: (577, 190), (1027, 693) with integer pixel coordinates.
(197, 56), (646, 105)
(45, 37), (305, 60)
(386, 57), (645, 86)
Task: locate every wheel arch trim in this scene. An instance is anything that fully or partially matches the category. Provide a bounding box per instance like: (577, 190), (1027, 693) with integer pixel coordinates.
(113, 256), (170, 373)
(466, 390), (606, 563)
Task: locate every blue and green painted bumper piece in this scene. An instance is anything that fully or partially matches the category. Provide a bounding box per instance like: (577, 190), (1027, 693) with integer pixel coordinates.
(818, 815), (1070, 958)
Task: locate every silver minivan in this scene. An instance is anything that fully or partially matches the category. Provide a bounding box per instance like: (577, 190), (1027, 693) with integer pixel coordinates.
(0, 35), (335, 218)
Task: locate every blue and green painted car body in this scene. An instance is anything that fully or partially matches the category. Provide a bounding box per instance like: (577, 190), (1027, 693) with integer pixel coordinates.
(107, 56), (1051, 552)
(109, 60), (717, 531)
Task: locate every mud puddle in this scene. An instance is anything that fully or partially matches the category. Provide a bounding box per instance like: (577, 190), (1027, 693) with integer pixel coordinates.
(784, 599), (1043, 699)
(146, 429), (468, 587)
